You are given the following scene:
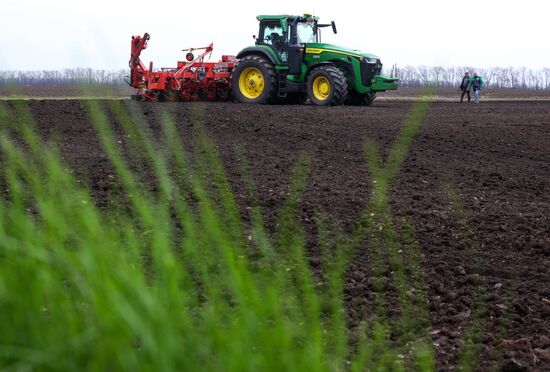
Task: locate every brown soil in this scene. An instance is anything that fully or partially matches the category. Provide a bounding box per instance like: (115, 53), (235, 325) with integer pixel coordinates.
(384, 87), (550, 100)
(0, 85), (133, 98)
(4, 98), (550, 371)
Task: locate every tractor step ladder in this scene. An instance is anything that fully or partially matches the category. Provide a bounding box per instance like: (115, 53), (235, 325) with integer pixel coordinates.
(277, 71), (287, 98)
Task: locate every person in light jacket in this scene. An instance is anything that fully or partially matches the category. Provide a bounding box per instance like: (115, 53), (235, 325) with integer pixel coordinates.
(471, 72), (484, 103)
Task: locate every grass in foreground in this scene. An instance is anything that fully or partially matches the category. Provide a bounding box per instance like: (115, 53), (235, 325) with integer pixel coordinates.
(0, 89), (496, 371)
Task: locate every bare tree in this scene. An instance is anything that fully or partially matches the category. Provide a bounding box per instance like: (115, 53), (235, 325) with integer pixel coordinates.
(0, 69), (127, 86)
(1, 66), (549, 90)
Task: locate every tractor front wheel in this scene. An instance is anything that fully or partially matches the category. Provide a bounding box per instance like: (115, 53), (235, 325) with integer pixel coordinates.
(306, 65), (348, 106)
(346, 91), (376, 106)
(231, 55), (277, 104)
(364, 92), (376, 106)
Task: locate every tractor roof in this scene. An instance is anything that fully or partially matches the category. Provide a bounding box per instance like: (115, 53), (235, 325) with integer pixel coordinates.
(256, 14), (319, 21)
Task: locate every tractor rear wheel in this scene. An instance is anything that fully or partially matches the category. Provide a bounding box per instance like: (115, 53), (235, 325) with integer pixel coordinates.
(231, 55), (277, 104)
(306, 65), (348, 106)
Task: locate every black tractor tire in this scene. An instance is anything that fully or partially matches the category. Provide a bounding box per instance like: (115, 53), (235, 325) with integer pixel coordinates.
(364, 92), (376, 106)
(346, 91), (376, 106)
(306, 65), (348, 106)
(231, 55), (277, 104)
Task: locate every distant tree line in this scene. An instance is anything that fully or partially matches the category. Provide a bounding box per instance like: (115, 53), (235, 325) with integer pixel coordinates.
(386, 65), (550, 90)
(0, 68), (127, 86)
(1, 66), (550, 90)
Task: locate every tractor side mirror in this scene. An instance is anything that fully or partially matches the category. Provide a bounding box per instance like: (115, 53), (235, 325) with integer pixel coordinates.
(253, 35), (256, 40)
(318, 22), (337, 35)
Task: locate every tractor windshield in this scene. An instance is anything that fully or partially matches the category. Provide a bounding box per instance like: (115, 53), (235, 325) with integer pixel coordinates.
(296, 21), (317, 43)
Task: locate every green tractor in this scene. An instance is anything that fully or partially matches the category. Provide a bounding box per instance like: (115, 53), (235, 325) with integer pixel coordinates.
(231, 14), (398, 106)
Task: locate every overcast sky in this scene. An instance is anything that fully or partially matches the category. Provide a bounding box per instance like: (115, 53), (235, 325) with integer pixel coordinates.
(1, 0), (548, 71)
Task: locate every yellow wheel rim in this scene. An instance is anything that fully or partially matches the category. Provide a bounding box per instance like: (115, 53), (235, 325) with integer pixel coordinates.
(239, 67), (265, 99)
(312, 76), (331, 101)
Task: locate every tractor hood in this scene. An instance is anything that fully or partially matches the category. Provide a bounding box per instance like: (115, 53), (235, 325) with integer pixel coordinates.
(305, 43), (380, 62)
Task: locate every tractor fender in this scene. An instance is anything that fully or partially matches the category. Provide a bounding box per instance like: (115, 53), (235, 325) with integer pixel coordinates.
(236, 47), (280, 66)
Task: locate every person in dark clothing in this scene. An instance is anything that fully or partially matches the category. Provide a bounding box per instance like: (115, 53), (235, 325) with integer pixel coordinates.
(471, 72), (484, 103)
(459, 72), (471, 102)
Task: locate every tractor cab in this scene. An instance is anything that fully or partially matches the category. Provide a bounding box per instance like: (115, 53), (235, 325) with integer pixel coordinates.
(255, 15), (334, 74)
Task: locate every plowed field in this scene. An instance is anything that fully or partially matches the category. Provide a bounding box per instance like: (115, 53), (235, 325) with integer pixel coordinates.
(6, 98), (550, 371)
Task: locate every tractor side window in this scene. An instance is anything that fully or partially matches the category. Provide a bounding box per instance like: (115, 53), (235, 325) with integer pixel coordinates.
(296, 22), (317, 44)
